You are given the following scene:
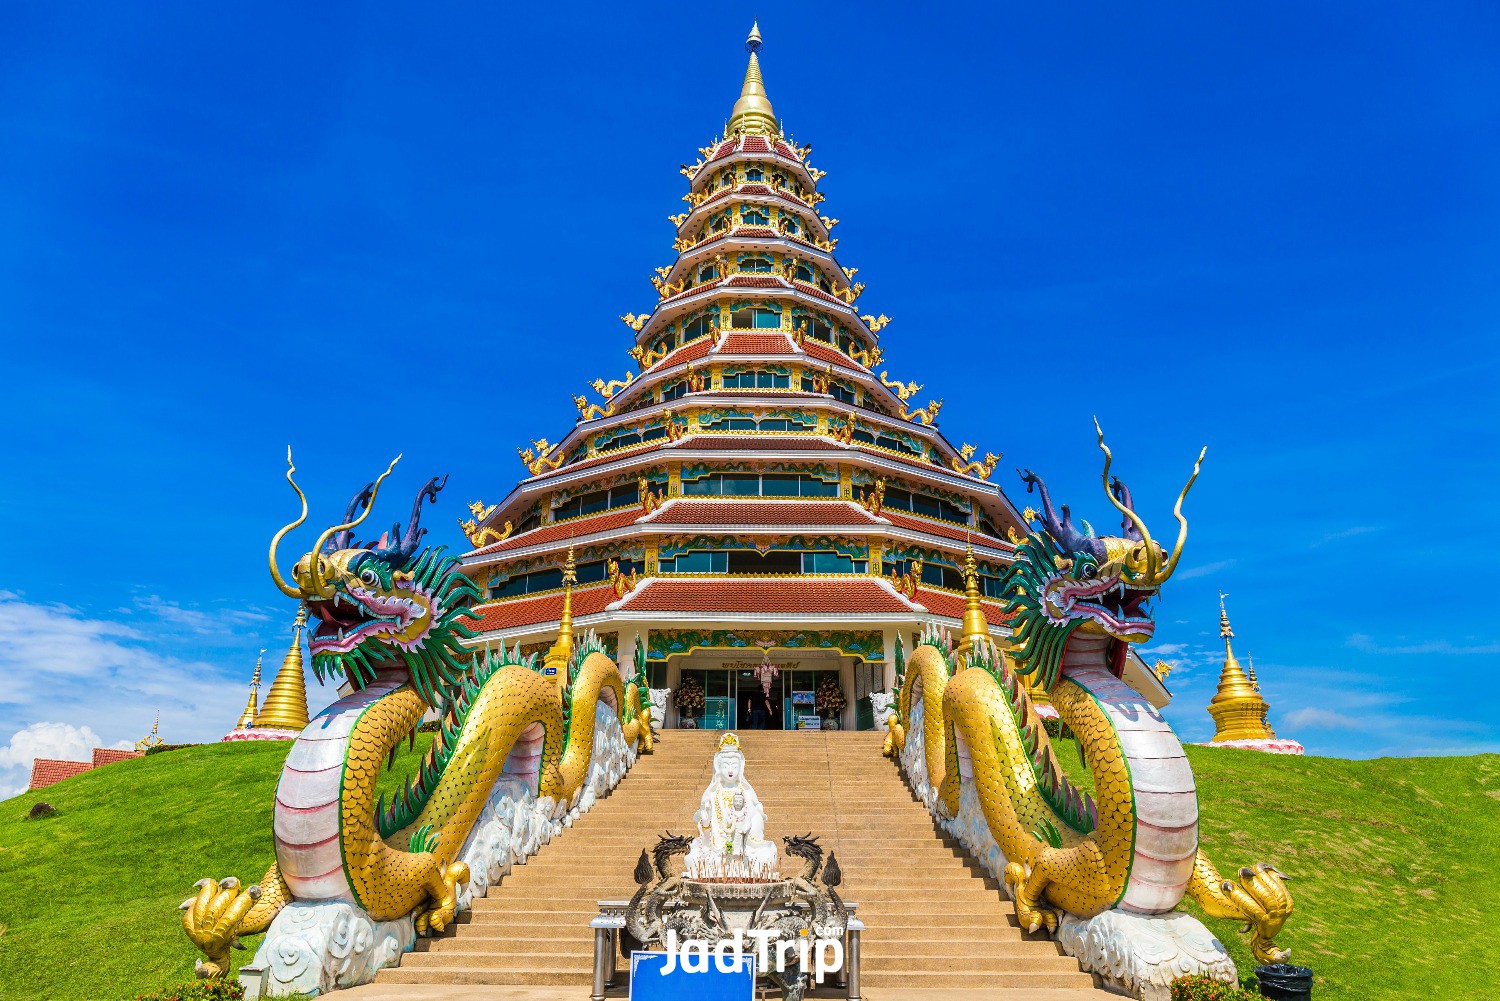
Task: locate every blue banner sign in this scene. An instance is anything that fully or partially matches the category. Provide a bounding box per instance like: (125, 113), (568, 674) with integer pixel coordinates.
(630, 950), (753, 1001)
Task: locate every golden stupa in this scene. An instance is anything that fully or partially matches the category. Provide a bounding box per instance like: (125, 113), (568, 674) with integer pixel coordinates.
(1206, 593), (1276, 743)
(234, 650), (265, 729)
(256, 608), (311, 731)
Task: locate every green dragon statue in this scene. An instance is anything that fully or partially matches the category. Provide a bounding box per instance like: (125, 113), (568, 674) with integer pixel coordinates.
(885, 425), (1293, 992)
(181, 452), (652, 983)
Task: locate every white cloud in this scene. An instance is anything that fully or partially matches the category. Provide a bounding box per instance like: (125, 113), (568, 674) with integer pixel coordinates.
(0, 592), (339, 766)
(0, 721), (132, 801)
(1310, 525), (1382, 548)
(134, 595), (270, 635)
(1346, 633), (1500, 656)
(1174, 559), (1236, 581)
(1282, 706), (1363, 730)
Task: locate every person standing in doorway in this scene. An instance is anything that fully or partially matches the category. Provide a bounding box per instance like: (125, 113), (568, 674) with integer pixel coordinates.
(749, 684), (772, 730)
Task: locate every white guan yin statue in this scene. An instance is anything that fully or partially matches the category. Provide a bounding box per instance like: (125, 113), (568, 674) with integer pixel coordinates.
(686, 733), (778, 872)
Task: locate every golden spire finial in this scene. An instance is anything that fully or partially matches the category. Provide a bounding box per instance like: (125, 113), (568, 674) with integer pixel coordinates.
(542, 544), (577, 686)
(235, 649), (266, 729)
(256, 607), (311, 732)
(135, 711), (164, 751)
(1207, 591), (1276, 742)
(728, 22), (778, 137)
(958, 539), (990, 667)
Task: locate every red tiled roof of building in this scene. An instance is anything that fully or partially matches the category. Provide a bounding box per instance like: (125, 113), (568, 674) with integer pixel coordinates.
(800, 340), (861, 369)
(742, 136), (771, 153)
(646, 499), (879, 527)
(915, 587), (1014, 624)
(734, 226), (778, 239)
(881, 511), (1013, 549)
(618, 578), (913, 615)
(851, 443), (938, 471)
(28, 758), (93, 790)
(644, 337), (714, 375)
(683, 435), (833, 451)
(91, 747), (143, 767)
(710, 141), (736, 161)
(717, 332), (795, 355)
(469, 584), (619, 632)
(725, 275), (784, 289)
(774, 140), (795, 158)
(738, 183), (772, 195)
(472, 507), (643, 556)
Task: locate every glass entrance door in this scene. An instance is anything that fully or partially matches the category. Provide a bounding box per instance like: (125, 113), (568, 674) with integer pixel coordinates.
(785, 671), (820, 730)
(701, 669), (733, 730)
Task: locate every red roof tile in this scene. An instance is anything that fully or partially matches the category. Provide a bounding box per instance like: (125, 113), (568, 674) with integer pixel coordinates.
(619, 578), (912, 614)
(646, 337), (714, 373)
(726, 275), (785, 289)
(91, 748), (142, 767)
(774, 141), (795, 158)
(683, 435), (834, 451)
(881, 511), (1013, 549)
(742, 137), (771, 153)
(28, 758), (93, 790)
(472, 507), (642, 556)
(800, 341), (862, 369)
(915, 587), (1014, 624)
(469, 584), (619, 632)
(717, 332), (795, 355)
(851, 443), (938, 470)
(739, 183), (772, 195)
(710, 141), (737, 162)
(647, 500), (878, 527)
(733, 227), (778, 238)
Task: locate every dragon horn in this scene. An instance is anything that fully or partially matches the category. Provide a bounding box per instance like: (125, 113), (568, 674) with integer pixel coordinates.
(1094, 419), (1159, 580)
(1156, 445), (1207, 584)
(269, 447), (310, 598)
(305, 455), (401, 599)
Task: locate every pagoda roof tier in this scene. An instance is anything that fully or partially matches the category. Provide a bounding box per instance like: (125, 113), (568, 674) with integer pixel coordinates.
(700, 133), (813, 179)
(656, 232), (841, 293)
(611, 577), (919, 616)
(639, 498), (878, 528)
(462, 495), (1015, 570)
(468, 583), (620, 632)
(914, 587), (1014, 625)
(633, 270), (872, 351)
(670, 186), (832, 247)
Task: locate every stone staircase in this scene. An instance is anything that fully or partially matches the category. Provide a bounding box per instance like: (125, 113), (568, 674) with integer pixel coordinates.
(376, 729), (1108, 998)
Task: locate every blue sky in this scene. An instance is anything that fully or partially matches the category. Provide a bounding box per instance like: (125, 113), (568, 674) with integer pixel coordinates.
(1, 2), (1497, 793)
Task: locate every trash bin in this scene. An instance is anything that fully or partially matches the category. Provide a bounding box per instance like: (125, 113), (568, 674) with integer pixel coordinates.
(1256, 963), (1313, 1001)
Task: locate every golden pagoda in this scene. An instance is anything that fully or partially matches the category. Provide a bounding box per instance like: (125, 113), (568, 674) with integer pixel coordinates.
(450, 25), (1172, 733)
(256, 608), (311, 732)
(1206, 593), (1276, 743)
(234, 649), (265, 729)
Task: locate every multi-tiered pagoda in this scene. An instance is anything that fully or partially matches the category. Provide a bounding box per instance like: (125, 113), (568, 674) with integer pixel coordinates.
(456, 26), (1170, 731)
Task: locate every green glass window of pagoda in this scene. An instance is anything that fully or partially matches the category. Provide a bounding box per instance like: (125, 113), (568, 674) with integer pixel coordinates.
(740, 205), (770, 226)
(744, 165), (765, 182)
(793, 261), (816, 283)
(880, 486), (969, 525)
(722, 369), (790, 389)
(739, 255), (773, 273)
(683, 313), (717, 342)
(658, 549), (866, 575)
(661, 379), (688, 402)
(681, 472), (837, 498)
(696, 263), (718, 284)
(780, 215), (801, 237)
(487, 557), (644, 600)
(729, 305), (781, 329)
(552, 480), (652, 521)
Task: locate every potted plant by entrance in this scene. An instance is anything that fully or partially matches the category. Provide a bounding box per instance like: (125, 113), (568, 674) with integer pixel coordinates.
(675, 675), (705, 728)
(815, 675), (847, 731)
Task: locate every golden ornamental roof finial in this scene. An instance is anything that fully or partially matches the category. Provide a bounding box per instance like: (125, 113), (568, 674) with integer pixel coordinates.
(728, 22), (778, 137)
(1219, 590), (1234, 640)
(135, 711), (165, 751)
(542, 543), (577, 686)
(235, 649), (266, 729)
(959, 538), (990, 666)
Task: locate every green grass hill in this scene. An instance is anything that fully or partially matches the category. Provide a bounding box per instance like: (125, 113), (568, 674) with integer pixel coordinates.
(0, 737), (1495, 1000)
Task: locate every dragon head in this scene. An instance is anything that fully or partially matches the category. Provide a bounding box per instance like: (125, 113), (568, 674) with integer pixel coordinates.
(1002, 422), (1206, 690)
(268, 450), (480, 707)
(651, 833), (695, 878)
